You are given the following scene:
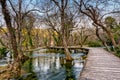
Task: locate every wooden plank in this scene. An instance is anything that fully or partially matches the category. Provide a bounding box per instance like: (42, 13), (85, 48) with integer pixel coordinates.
(80, 48), (120, 80)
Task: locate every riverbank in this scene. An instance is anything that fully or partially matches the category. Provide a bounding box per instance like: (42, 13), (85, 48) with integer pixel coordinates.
(0, 65), (27, 80)
(0, 66), (10, 79)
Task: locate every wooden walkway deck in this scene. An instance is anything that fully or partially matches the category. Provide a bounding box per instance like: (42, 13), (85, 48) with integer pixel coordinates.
(80, 48), (120, 80)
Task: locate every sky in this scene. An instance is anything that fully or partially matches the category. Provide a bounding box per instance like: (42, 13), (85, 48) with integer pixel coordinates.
(0, 0), (120, 28)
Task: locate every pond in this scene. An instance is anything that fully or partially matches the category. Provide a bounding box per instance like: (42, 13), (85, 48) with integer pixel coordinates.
(0, 49), (86, 80)
(22, 49), (85, 80)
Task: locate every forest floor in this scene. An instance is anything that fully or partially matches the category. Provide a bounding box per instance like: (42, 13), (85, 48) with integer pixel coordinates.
(0, 66), (26, 80)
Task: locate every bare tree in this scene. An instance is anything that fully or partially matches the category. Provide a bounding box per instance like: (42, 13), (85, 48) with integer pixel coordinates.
(0, 0), (40, 78)
(74, 0), (120, 48)
(0, 0), (21, 78)
(94, 24), (110, 51)
(51, 0), (75, 60)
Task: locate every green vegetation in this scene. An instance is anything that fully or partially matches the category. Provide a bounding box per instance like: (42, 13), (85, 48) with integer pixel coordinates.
(87, 41), (102, 47)
(23, 58), (33, 73)
(21, 58), (37, 80)
(45, 49), (64, 53)
(115, 51), (120, 57)
(0, 47), (8, 58)
(113, 47), (120, 57)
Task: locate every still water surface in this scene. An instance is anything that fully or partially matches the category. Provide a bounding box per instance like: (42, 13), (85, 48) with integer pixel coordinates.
(30, 50), (85, 80)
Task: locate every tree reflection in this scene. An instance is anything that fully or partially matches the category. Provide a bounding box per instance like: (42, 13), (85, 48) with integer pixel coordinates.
(27, 53), (84, 80)
(65, 60), (75, 80)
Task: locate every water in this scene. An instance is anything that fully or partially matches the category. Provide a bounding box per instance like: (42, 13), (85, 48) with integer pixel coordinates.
(0, 59), (8, 66)
(0, 49), (85, 80)
(30, 51), (85, 80)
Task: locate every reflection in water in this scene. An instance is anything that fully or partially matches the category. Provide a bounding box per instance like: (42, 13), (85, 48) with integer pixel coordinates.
(32, 53), (84, 80)
(65, 61), (75, 80)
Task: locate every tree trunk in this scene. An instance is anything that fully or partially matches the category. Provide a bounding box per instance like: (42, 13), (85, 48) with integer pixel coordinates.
(96, 22), (117, 48)
(95, 26), (111, 51)
(62, 36), (73, 60)
(104, 42), (111, 51)
(0, 0), (22, 78)
(61, 0), (72, 61)
(0, 0), (18, 59)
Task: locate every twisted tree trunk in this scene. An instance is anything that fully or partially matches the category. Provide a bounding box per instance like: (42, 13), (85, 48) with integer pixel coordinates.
(0, 0), (23, 78)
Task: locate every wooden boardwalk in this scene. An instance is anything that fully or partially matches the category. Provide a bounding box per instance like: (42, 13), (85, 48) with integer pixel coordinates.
(80, 48), (120, 80)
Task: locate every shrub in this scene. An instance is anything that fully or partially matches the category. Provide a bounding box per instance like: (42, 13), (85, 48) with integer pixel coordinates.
(87, 41), (102, 47)
(115, 47), (120, 57)
(0, 47), (8, 58)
